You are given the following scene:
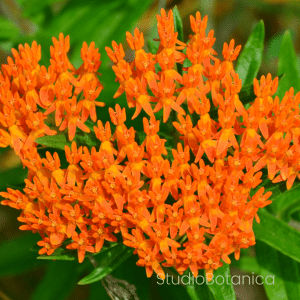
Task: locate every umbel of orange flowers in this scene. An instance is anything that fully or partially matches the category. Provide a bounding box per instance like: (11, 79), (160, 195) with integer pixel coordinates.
(1, 8), (300, 281)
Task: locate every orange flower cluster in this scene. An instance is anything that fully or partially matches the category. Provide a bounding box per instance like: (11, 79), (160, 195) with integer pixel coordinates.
(1, 8), (300, 281)
(0, 33), (104, 158)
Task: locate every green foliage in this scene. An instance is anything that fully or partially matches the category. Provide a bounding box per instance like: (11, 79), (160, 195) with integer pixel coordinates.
(206, 264), (236, 300)
(30, 261), (78, 300)
(277, 30), (300, 98)
(254, 209), (300, 264)
(2, 2), (300, 300)
(36, 131), (99, 150)
(0, 17), (19, 40)
(78, 244), (133, 285)
(37, 242), (119, 261)
(236, 20), (265, 86)
(0, 233), (45, 277)
(256, 241), (300, 300)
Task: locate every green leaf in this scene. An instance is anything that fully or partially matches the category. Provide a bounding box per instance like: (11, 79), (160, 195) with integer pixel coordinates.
(230, 256), (260, 274)
(173, 5), (184, 76)
(173, 6), (183, 43)
(277, 30), (300, 98)
(207, 264), (236, 300)
(0, 233), (45, 277)
(256, 240), (300, 300)
(36, 134), (69, 150)
(37, 242), (119, 260)
(0, 17), (19, 40)
(37, 247), (78, 261)
(236, 20), (265, 86)
(148, 38), (159, 55)
(254, 209), (300, 263)
(30, 261), (78, 300)
(22, 0), (61, 17)
(0, 162), (28, 191)
(184, 270), (214, 300)
(35, 131), (99, 150)
(269, 183), (300, 222)
(251, 169), (299, 201)
(78, 244), (133, 285)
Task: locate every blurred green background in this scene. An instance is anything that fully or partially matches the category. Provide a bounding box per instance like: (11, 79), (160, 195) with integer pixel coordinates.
(0, 0), (300, 299)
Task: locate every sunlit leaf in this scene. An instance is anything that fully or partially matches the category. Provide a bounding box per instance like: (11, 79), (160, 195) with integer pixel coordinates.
(254, 209), (300, 263)
(256, 240), (300, 300)
(207, 264), (236, 300)
(236, 20), (265, 86)
(277, 30), (300, 98)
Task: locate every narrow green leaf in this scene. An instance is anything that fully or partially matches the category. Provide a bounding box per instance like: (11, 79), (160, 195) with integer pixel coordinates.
(0, 233), (45, 277)
(36, 131), (99, 150)
(236, 20), (265, 86)
(36, 134), (69, 150)
(256, 240), (300, 300)
(277, 31), (300, 98)
(30, 261), (78, 300)
(37, 242), (119, 261)
(173, 5), (184, 76)
(37, 247), (77, 261)
(207, 264), (236, 300)
(254, 209), (300, 263)
(173, 6), (183, 43)
(78, 244), (133, 285)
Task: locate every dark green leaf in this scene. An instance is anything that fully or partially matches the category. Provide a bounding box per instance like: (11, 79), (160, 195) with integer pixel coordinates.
(254, 209), (300, 263)
(30, 261), (78, 300)
(89, 280), (111, 300)
(207, 264), (236, 300)
(256, 240), (300, 300)
(0, 233), (45, 277)
(277, 31), (300, 98)
(78, 244), (133, 285)
(236, 20), (265, 86)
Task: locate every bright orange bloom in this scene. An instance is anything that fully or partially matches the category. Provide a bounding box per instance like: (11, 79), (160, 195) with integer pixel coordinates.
(2, 8), (300, 283)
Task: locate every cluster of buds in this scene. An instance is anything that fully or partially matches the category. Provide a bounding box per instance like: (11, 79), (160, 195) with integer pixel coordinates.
(1, 8), (300, 281)
(0, 33), (104, 159)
